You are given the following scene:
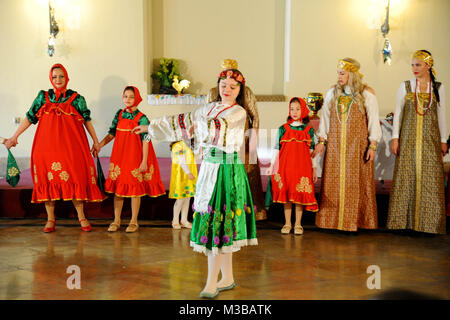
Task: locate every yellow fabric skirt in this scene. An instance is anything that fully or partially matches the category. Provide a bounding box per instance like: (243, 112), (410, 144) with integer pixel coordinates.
(168, 141), (198, 199)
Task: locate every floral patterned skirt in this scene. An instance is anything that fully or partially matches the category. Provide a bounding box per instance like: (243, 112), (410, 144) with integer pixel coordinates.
(104, 130), (165, 198)
(30, 111), (104, 203)
(190, 149), (258, 256)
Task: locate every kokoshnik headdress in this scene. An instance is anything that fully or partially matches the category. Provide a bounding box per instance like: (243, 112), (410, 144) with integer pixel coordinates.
(221, 59), (238, 70)
(413, 50), (436, 77)
(337, 59), (364, 79)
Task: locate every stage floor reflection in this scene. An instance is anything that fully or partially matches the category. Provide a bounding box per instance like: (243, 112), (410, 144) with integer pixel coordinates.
(0, 219), (448, 300)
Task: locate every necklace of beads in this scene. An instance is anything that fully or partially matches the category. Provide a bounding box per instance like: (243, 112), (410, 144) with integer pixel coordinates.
(414, 78), (432, 116)
(335, 93), (354, 124)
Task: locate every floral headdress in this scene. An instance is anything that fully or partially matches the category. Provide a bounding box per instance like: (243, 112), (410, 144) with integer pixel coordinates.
(218, 69), (246, 86)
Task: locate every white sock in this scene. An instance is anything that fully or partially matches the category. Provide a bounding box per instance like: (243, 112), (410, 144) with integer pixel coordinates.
(180, 198), (191, 223)
(173, 199), (183, 224)
(218, 252), (234, 286)
(202, 254), (223, 293)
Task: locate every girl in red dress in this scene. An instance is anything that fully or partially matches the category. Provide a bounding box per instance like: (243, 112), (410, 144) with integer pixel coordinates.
(267, 97), (318, 235)
(98, 86), (165, 233)
(5, 64), (104, 232)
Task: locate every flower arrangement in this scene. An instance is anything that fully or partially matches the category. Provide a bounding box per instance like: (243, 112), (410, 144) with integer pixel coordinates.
(151, 57), (181, 94)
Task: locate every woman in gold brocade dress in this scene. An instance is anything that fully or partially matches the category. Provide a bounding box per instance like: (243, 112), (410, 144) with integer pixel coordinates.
(313, 58), (382, 232)
(387, 50), (447, 234)
(207, 59), (267, 221)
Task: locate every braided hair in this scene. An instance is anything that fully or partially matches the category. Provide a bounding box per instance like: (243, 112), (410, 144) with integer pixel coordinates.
(420, 50), (440, 103)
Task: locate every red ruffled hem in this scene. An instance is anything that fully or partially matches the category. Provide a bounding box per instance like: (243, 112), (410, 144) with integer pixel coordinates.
(31, 182), (106, 203)
(104, 180), (165, 198)
(272, 193), (319, 212)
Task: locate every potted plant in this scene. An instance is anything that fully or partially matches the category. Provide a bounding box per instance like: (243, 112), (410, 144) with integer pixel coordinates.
(151, 58), (181, 94)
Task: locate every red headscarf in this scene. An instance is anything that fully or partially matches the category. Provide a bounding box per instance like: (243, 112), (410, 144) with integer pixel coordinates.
(49, 63), (70, 101)
(123, 86), (143, 112)
(288, 97), (309, 124)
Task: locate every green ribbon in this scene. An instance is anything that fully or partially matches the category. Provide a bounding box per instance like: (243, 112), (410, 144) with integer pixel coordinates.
(264, 178), (273, 209)
(5, 148), (20, 187)
(96, 157), (106, 193)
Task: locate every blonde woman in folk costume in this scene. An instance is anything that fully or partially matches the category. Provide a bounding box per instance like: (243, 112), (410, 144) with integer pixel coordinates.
(133, 69), (257, 299)
(207, 59), (267, 221)
(313, 58), (382, 232)
(387, 50), (447, 234)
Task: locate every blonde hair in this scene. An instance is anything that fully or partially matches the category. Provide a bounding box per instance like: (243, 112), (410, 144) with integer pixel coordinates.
(331, 57), (367, 113)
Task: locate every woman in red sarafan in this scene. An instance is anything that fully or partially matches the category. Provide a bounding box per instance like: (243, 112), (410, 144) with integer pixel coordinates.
(99, 86), (165, 233)
(5, 63), (104, 232)
(266, 97), (318, 235)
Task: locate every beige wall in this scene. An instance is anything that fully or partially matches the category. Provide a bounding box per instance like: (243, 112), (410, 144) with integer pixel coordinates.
(288, 0), (450, 124)
(0, 0), (148, 158)
(0, 0), (448, 162)
(148, 0), (450, 157)
(150, 0), (285, 95)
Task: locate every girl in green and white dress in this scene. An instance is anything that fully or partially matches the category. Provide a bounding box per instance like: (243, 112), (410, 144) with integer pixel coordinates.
(133, 69), (257, 299)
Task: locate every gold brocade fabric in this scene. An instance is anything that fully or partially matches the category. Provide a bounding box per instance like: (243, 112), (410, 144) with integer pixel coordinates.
(315, 96), (378, 231)
(244, 145), (267, 220)
(242, 109), (267, 221)
(387, 81), (445, 234)
(207, 87), (266, 220)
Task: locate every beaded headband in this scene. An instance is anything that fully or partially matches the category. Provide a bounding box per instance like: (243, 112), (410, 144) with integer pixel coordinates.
(337, 59), (364, 78)
(219, 69), (246, 85)
(221, 59), (238, 70)
(412, 50), (436, 76)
